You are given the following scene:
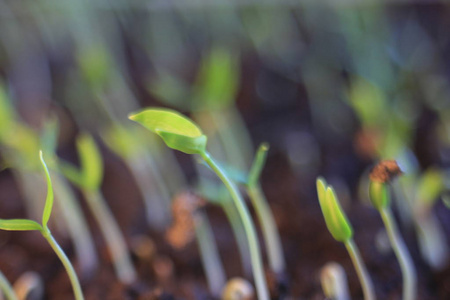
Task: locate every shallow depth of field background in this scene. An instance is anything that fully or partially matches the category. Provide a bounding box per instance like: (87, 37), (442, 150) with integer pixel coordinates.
(0, 1), (449, 299)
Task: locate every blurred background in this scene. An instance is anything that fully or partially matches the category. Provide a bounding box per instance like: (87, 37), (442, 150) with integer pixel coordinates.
(0, 1), (449, 299)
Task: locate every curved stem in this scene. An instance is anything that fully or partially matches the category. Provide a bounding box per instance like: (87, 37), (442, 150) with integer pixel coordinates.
(83, 190), (137, 284)
(0, 271), (18, 300)
(43, 231), (84, 300)
(344, 239), (375, 300)
(380, 207), (416, 300)
(201, 151), (269, 300)
(194, 212), (226, 297)
(221, 200), (252, 277)
(247, 184), (285, 274)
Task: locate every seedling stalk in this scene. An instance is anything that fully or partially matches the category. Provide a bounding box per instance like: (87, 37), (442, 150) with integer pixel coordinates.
(0, 271), (18, 300)
(344, 239), (375, 300)
(380, 207), (416, 300)
(201, 151), (269, 300)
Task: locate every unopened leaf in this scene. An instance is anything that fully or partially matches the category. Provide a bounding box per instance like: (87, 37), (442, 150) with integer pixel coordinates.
(76, 133), (103, 190)
(316, 178), (353, 242)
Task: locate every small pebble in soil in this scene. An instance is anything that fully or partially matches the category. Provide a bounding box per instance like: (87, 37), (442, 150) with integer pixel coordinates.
(222, 277), (254, 300)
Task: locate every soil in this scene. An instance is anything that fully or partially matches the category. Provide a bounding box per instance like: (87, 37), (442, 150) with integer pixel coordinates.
(0, 94), (449, 300)
(1, 4), (450, 300)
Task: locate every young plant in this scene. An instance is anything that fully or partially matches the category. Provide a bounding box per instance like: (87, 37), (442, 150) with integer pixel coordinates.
(59, 133), (137, 284)
(0, 270), (18, 300)
(0, 152), (84, 300)
(0, 86), (98, 276)
(129, 108), (270, 300)
(246, 143), (285, 275)
(369, 161), (416, 300)
(316, 177), (375, 300)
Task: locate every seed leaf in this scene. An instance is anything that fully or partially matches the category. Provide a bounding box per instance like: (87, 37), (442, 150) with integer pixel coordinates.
(192, 46), (239, 110)
(40, 151), (54, 229)
(369, 181), (389, 210)
(129, 108), (207, 155)
(416, 168), (444, 207)
(0, 219), (42, 231)
(316, 178), (353, 243)
(76, 133), (103, 190)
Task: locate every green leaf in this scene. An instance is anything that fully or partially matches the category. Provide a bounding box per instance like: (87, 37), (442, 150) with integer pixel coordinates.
(0, 83), (15, 140)
(316, 178), (353, 243)
(76, 133), (104, 190)
(78, 44), (112, 87)
(129, 108), (207, 155)
(0, 219), (42, 231)
(40, 151), (54, 229)
(347, 77), (387, 128)
(416, 168), (444, 207)
(192, 46), (239, 110)
(369, 181), (389, 210)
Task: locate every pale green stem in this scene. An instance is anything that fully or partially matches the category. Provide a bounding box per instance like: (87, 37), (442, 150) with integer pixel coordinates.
(15, 170), (98, 277)
(196, 165), (252, 277)
(0, 271), (18, 300)
(221, 200), (252, 277)
(211, 109), (253, 171)
(380, 207), (416, 300)
(127, 153), (171, 229)
(52, 173), (98, 276)
(247, 184), (285, 274)
(42, 230), (84, 300)
(344, 239), (375, 300)
(201, 151), (269, 300)
(194, 212), (226, 297)
(83, 189), (137, 284)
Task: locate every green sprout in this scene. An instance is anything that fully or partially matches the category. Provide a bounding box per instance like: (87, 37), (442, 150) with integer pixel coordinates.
(369, 161), (416, 300)
(316, 177), (375, 300)
(129, 108), (269, 300)
(0, 152), (84, 300)
(0, 270), (18, 300)
(413, 168), (448, 270)
(246, 143), (285, 275)
(59, 133), (137, 284)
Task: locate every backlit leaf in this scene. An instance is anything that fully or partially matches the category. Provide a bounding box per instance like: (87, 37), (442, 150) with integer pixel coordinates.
(0, 219), (42, 231)
(129, 108), (207, 155)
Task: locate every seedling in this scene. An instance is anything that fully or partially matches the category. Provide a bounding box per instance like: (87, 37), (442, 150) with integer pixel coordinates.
(0, 270), (18, 300)
(413, 168), (448, 270)
(369, 160), (416, 300)
(59, 133), (137, 284)
(320, 262), (350, 300)
(0, 152), (84, 300)
(129, 108), (269, 300)
(316, 177), (375, 300)
(0, 85), (98, 276)
(246, 143), (285, 275)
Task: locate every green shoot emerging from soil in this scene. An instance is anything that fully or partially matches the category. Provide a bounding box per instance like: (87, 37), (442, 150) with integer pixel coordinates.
(316, 177), (375, 300)
(246, 143), (285, 274)
(129, 108), (269, 300)
(369, 160), (416, 300)
(0, 270), (18, 300)
(59, 133), (137, 284)
(0, 151), (84, 300)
